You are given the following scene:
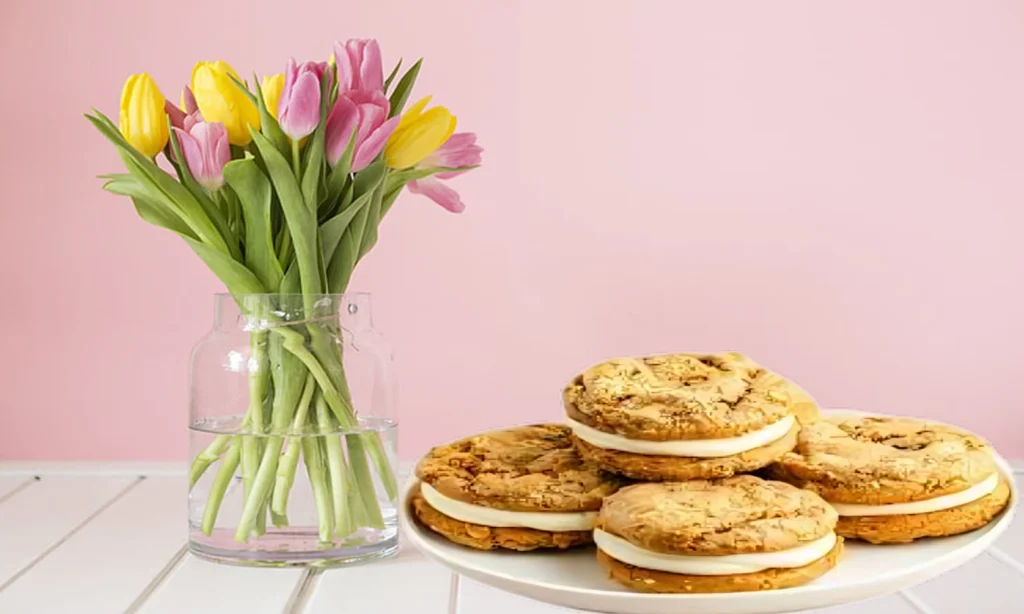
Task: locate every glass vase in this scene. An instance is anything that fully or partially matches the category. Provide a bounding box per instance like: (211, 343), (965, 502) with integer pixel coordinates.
(187, 293), (399, 567)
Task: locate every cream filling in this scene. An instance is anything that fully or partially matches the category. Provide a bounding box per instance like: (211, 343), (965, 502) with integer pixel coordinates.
(594, 529), (837, 576)
(831, 473), (1000, 517)
(566, 415), (795, 458)
(419, 482), (598, 531)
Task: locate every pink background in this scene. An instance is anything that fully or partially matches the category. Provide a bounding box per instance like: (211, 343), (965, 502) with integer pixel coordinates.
(2, 1), (1022, 461)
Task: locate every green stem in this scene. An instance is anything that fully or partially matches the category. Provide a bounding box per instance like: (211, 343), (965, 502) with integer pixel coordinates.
(272, 374), (316, 521)
(346, 434), (384, 529)
(188, 434), (230, 490)
(233, 435), (284, 543)
(302, 434), (334, 542)
(202, 438), (240, 535)
(291, 139), (302, 178)
(316, 394), (353, 538)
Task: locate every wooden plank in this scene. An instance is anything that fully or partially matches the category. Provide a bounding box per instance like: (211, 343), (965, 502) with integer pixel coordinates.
(0, 476), (33, 502)
(458, 577), (585, 613)
(0, 461), (185, 476)
(0, 475), (137, 588)
(807, 594), (919, 613)
(138, 554), (304, 614)
(904, 552), (1020, 613)
(306, 548), (452, 614)
(994, 496), (1024, 565)
(0, 476), (187, 613)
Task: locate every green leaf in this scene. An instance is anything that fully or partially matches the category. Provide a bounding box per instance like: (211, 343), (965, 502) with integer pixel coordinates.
(228, 74), (258, 105)
(320, 190), (374, 264)
(383, 59), (402, 93)
(86, 111), (230, 255)
(351, 159), (387, 202)
(301, 72), (332, 211)
(384, 165), (478, 194)
(184, 236), (266, 296)
(251, 74), (291, 159)
(323, 129), (357, 208)
(380, 186), (403, 219)
(223, 159), (284, 291)
(326, 162), (388, 293)
(102, 174), (198, 239)
(280, 261), (301, 294)
(167, 123), (241, 261)
(387, 58), (422, 118)
(249, 129), (323, 297)
(358, 170), (388, 259)
(132, 196), (197, 238)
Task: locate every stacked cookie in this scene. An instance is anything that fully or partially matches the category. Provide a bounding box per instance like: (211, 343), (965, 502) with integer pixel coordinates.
(768, 416), (1011, 544)
(563, 352), (842, 592)
(410, 351), (1012, 595)
(563, 352), (815, 480)
(410, 424), (622, 551)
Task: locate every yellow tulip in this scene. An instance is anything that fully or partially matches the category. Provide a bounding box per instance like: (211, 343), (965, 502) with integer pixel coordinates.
(190, 60), (261, 146)
(384, 96), (457, 169)
(119, 73), (169, 157)
(261, 74), (285, 119)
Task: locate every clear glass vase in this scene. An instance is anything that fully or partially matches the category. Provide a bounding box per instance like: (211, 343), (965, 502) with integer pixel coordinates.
(187, 293), (399, 567)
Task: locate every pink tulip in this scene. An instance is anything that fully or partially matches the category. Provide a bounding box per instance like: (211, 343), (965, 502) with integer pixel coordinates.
(277, 59), (329, 140)
(172, 121), (230, 190)
(167, 87), (202, 132)
(407, 133), (482, 213)
(165, 101), (187, 131)
(325, 90), (400, 171)
(333, 39), (383, 93)
(182, 86), (199, 114)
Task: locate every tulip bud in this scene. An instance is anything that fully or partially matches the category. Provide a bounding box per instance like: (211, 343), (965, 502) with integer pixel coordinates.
(119, 73), (169, 157)
(326, 91), (399, 171)
(190, 61), (261, 146)
(173, 121), (230, 190)
(384, 96), (456, 169)
(333, 39), (383, 93)
(261, 74), (285, 118)
(277, 59), (326, 140)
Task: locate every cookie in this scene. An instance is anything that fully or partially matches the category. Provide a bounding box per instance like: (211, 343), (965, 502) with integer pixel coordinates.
(412, 424), (621, 551)
(768, 416), (1011, 543)
(563, 353), (813, 480)
(410, 489), (592, 551)
(594, 476), (842, 593)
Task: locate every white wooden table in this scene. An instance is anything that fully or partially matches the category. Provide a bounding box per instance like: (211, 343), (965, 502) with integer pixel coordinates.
(0, 461), (1020, 614)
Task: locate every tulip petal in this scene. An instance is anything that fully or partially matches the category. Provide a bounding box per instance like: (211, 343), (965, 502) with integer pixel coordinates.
(278, 70), (321, 140)
(120, 73), (169, 157)
(396, 96), (431, 129)
(436, 132), (476, 151)
(325, 96), (358, 166)
(360, 39), (384, 92)
(191, 61), (261, 146)
(165, 100), (187, 131)
(181, 87), (199, 114)
(173, 126), (203, 177)
(352, 116), (399, 172)
(407, 177), (466, 213)
(261, 74), (285, 118)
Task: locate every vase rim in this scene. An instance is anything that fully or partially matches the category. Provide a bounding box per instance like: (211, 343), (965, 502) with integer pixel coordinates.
(213, 292), (372, 298)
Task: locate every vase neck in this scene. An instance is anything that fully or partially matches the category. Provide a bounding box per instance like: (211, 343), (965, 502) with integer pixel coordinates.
(213, 294), (374, 332)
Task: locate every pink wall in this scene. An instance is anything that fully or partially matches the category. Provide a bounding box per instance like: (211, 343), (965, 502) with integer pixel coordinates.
(2, 1), (1023, 461)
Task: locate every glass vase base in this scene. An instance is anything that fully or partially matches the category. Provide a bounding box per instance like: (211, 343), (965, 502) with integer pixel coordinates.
(188, 526), (399, 568)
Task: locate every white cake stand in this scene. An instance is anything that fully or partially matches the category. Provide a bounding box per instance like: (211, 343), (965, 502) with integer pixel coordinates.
(401, 412), (1017, 614)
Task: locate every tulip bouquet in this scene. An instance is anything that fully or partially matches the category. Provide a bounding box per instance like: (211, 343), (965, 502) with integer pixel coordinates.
(87, 39), (481, 549)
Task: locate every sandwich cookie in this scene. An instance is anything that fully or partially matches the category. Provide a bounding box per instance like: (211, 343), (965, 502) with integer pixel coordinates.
(768, 416), (1011, 544)
(412, 424), (622, 551)
(564, 352), (812, 481)
(595, 476), (842, 593)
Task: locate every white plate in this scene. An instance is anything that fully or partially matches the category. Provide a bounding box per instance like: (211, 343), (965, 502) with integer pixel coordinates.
(401, 411), (1018, 614)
